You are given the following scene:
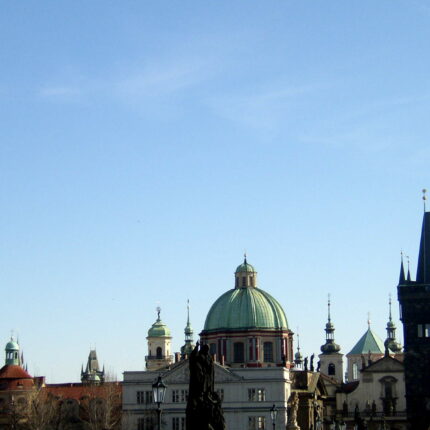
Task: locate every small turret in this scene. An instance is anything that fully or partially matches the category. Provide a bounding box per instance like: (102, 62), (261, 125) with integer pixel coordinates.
(318, 296), (343, 381)
(181, 300), (195, 358)
(5, 337), (20, 366)
(234, 254), (257, 288)
(384, 295), (402, 353)
(399, 252), (406, 284)
(294, 333), (303, 369)
(146, 307), (173, 371)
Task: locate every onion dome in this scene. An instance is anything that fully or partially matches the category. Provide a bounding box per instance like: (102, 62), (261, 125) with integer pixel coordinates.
(384, 295), (402, 353)
(203, 258), (288, 332)
(148, 308), (171, 338)
(320, 297), (341, 354)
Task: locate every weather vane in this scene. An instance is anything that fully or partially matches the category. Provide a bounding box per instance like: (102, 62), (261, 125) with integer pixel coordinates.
(156, 306), (161, 320)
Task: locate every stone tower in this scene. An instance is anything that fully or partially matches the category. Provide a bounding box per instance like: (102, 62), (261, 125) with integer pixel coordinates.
(398, 204), (430, 429)
(81, 349), (105, 384)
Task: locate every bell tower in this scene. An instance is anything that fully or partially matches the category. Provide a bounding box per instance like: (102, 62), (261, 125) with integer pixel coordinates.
(146, 307), (173, 371)
(318, 296), (343, 382)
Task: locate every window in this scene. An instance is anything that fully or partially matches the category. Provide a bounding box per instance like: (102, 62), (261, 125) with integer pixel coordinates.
(156, 347), (163, 359)
(417, 324), (430, 338)
(352, 362), (358, 380)
(248, 388), (265, 401)
(242, 276), (246, 287)
(137, 391), (152, 404)
(172, 417), (186, 430)
(328, 363), (336, 376)
(263, 342), (273, 362)
(248, 416), (266, 430)
(234, 342), (245, 363)
(137, 391), (144, 404)
(172, 390), (188, 403)
(137, 417), (153, 430)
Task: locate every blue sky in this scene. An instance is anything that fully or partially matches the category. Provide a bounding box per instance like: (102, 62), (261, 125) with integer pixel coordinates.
(1, 1), (429, 382)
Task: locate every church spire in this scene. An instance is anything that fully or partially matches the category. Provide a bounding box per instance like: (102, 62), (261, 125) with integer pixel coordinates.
(399, 251), (406, 284)
(320, 295), (340, 354)
(417, 190), (430, 284)
(181, 300), (195, 358)
(384, 294), (402, 353)
(294, 331), (303, 368)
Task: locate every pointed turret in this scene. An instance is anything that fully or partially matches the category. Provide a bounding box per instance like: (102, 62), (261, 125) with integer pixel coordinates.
(320, 296), (341, 354)
(294, 333), (303, 369)
(384, 295), (402, 353)
(399, 252), (406, 284)
(181, 300), (195, 358)
(318, 296), (343, 381)
(416, 211), (430, 284)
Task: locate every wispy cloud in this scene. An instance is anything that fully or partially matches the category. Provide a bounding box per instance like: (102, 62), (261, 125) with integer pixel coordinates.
(38, 85), (83, 100)
(207, 81), (330, 133)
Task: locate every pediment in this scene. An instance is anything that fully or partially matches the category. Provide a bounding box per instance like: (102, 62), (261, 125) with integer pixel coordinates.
(364, 356), (404, 373)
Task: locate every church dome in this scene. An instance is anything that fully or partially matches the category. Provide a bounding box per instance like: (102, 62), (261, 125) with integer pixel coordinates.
(148, 319), (171, 338)
(5, 340), (19, 351)
(235, 260), (256, 273)
(203, 286), (288, 332)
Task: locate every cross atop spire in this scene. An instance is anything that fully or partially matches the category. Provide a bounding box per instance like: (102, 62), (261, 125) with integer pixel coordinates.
(156, 306), (161, 321)
(327, 294), (331, 323)
(423, 188), (427, 212)
(367, 312), (371, 328)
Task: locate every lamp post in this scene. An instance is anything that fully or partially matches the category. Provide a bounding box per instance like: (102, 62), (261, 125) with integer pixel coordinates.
(270, 404), (278, 430)
(152, 375), (167, 430)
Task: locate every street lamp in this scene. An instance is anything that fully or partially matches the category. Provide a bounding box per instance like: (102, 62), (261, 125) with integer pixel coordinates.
(270, 404), (278, 430)
(152, 375), (167, 430)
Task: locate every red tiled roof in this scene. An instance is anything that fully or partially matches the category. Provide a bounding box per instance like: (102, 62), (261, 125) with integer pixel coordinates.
(0, 365), (32, 380)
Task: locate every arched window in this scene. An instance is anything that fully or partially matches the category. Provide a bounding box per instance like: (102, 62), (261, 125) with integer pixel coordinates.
(328, 363), (336, 376)
(263, 342), (273, 362)
(233, 342), (244, 363)
(156, 347), (162, 359)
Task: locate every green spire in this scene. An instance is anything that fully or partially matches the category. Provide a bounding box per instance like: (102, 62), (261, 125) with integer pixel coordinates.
(181, 300), (195, 357)
(384, 294), (402, 353)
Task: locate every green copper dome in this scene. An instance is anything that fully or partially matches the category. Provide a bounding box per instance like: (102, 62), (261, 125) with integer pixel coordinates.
(148, 319), (171, 338)
(5, 340), (19, 351)
(235, 259), (256, 274)
(203, 287), (288, 332)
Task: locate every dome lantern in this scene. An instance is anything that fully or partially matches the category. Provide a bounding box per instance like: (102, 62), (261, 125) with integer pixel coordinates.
(234, 254), (257, 288)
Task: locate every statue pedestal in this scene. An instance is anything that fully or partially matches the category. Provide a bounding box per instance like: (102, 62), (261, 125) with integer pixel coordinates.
(286, 425), (301, 430)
